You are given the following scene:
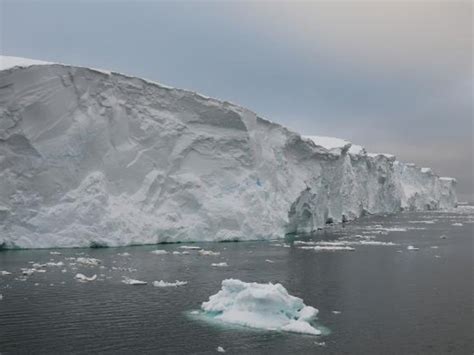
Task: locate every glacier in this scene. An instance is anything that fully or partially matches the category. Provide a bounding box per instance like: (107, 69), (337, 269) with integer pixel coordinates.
(0, 56), (457, 249)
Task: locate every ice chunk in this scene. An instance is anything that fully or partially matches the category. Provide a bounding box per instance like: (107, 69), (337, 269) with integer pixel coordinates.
(173, 251), (190, 255)
(217, 346), (226, 353)
(152, 280), (188, 287)
(122, 277), (147, 285)
(299, 246), (355, 251)
(452, 223), (463, 226)
(76, 257), (101, 266)
(201, 279), (321, 335)
(50, 251), (62, 255)
(75, 273), (97, 282)
(1, 271), (12, 276)
(118, 252), (130, 256)
(199, 250), (220, 256)
(151, 250), (168, 255)
(407, 245), (419, 251)
(179, 246), (202, 250)
(211, 262), (228, 267)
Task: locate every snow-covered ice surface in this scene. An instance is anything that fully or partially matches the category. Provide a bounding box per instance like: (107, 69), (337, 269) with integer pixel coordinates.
(201, 279), (321, 335)
(0, 55), (458, 248)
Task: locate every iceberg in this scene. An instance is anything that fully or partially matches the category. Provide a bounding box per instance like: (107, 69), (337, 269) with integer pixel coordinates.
(0, 55), (458, 248)
(201, 279), (321, 335)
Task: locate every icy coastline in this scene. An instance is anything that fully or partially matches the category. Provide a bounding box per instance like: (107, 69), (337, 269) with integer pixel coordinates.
(0, 56), (457, 248)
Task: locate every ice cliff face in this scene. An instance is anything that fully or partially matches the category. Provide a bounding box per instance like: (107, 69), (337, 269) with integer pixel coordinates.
(0, 56), (457, 248)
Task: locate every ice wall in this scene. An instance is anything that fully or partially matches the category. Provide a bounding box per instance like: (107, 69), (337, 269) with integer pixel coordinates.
(0, 56), (457, 248)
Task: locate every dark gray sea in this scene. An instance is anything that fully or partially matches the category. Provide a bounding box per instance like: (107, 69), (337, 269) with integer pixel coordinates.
(1, 206), (473, 354)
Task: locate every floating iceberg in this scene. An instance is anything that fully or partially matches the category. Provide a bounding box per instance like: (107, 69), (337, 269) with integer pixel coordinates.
(75, 273), (97, 282)
(152, 280), (188, 287)
(0, 55), (458, 248)
(150, 250), (168, 255)
(211, 262), (228, 267)
(122, 277), (147, 285)
(201, 279), (321, 335)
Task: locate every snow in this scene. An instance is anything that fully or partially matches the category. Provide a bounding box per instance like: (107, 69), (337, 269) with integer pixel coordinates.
(75, 273), (97, 282)
(201, 279), (321, 335)
(0, 56), (458, 248)
(0, 55), (52, 70)
(152, 280), (188, 287)
(122, 277), (147, 285)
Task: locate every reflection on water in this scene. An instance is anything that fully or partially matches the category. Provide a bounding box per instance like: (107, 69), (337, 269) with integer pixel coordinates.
(0, 207), (473, 354)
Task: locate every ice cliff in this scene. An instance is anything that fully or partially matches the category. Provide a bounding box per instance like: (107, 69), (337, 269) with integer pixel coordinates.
(0, 56), (457, 248)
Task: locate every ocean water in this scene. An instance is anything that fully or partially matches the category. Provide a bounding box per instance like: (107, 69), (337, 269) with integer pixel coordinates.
(0, 206), (472, 354)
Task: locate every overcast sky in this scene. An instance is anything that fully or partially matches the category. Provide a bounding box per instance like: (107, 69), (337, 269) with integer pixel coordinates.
(1, 0), (472, 200)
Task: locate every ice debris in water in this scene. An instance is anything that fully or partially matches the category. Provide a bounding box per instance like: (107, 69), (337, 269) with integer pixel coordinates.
(118, 252), (130, 256)
(452, 223), (463, 226)
(76, 257), (101, 266)
(407, 245), (419, 251)
(122, 277), (147, 285)
(299, 246), (355, 252)
(151, 250), (168, 255)
(50, 251), (61, 255)
(211, 262), (228, 267)
(173, 251), (190, 255)
(75, 273), (97, 282)
(199, 250), (220, 256)
(179, 245), (202, 250)
(217, 346), (226, 353)
(153, 280), (188, 287)
(1, 271), (12, 276)
(201, 279), (321, 335)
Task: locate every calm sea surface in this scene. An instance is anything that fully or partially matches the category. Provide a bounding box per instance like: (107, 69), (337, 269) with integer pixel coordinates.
(1, 206), (473, 354)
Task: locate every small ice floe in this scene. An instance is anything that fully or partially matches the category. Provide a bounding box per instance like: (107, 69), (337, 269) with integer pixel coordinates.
(50, 251), (61, 255)
(118, 252), (130, 256)
(172, 251), (190, 255)
(211, 262), (228, 267)
(299, 246), (355, 252)
(21, 268), (44, 276)
(152, 280), (188, 287)
(0, 294), (3, 301)
(179, 245), (202, 250)
(201, 279), (321, 335)
(434, 255), (441, 258)
(61, 269), (67, 273)
(452, 223), (463, 226)
(314, 341), (326, 347)
(76, 257), (101, 266)
(199, 250), (220, 256)
(407, 245), (419, 251)
(151, 250), (168, 255)
(217, 346), (226, 353)
(190, 310), (200, 315)
(430, 246), (439, 249)
(332, 310), (341, 315)
(1, 271), (12, 276)
(408, 220), (436, 224)
(46, 261), (64, 267)
(122, 277), (147, 285)
(265, 259), (275, 263)
(75, 273), (97, 282)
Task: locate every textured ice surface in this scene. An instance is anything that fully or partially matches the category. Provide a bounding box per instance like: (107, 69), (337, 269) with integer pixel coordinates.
(201, 279), (321, 335)
(0, 56), (458, 248)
